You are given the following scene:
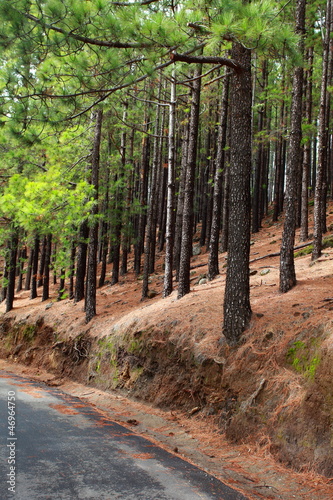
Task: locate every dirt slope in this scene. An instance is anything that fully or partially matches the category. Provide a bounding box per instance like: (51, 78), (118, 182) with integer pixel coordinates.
(1, 207), (333, 499)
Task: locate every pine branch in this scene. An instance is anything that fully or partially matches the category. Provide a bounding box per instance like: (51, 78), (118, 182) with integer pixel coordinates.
(170, 52), (242, 72)
(22, 12), (152, 49)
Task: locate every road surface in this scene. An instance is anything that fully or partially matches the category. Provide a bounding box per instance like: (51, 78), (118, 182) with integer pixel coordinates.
(0, 370), (248, 499)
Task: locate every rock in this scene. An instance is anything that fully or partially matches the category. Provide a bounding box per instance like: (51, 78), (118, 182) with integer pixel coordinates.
(249, 269), (257, 276)
(198, 278), (207, 285)
(45, 302), (53, 310)
(147, 290), (157, 299)
(260, 269), (270, 276)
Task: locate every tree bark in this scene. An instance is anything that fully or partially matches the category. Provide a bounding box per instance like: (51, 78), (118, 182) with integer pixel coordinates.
(85, 108), (103, 323)
(5, 230), (18, 313)
(30, 235), (40, 300)
(42, 233), (52, 302)
(222, 41), (252, 344)
(177, 65), (202, 299)
(163, 68), (176, 297)
(312, 0), (332, 260)
(208, 71), (230, 280)
(279, 0), (306, 293)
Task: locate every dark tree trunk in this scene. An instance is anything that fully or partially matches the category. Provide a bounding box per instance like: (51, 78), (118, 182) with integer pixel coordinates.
(85, 108), (103, 323)
(42, 234), (52, 302)
(38, 236), (46, 287)
(177, 65), (202, 299)
(174, 122), (189, 279)
(1, 262), (8, 302)
(280, 0), (306, 292)
(313, 0), (332, 259)
(134, 118), (150, 275)
(24, 247), (33, 291)
(5, 231), (18, 313)
(208, 71), (230, 280)
(16, 245), (26, 293)
(69, 241), (76, 300)
(222, 42), (252, 344)
(111, 103), (127, 285)
(142, 82), (163, 299)
(30, 235), (40, 300)
(99, 222), (108, 288)
(75, 221), (89, 302)
(300, 46), (314, 242)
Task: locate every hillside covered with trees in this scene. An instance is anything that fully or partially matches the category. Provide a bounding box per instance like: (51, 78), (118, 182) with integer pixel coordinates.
(1, 0), (333, 491)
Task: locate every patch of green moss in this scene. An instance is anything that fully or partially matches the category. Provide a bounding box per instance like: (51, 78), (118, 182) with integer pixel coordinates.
(286, 340), (320, 379)
(22, 324), (37, 342)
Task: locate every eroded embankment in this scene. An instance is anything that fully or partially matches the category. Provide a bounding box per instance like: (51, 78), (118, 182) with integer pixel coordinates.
(1, 310), (333, 478)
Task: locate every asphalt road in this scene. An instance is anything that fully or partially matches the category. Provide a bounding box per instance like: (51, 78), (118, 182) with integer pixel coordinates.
(0, 370), (248, 500)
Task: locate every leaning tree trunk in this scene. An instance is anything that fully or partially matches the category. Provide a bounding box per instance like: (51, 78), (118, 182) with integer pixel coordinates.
(177, 65), (202, 299)
(222, 42), (252, 345)
(279, 0), (306, 293)
(85, 108), (103, 323)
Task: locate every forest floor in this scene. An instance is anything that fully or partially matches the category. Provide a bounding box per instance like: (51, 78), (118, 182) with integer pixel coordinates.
(1, 205), (333, 499)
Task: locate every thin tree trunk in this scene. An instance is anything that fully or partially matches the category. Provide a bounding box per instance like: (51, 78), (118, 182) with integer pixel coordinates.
(75, 221), (89, 302)
(163, 68), (176, 297)
(300, 46), (314, 242)
(280, 0), (306, 292)
(177, 66), (202, 298)
(313, 1), (332, 259)
(208, 71), (230, 280)
(30, 235), (40, 300)
(142, 80), (163, 299)
(174, 122), (189, 279)
(5, 230), (18, 313)
(85, 108), (103, 323)
(42, 233), (52, 301)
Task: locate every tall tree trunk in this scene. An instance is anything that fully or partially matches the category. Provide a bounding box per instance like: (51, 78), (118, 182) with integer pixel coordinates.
(85, 108), (103, 323)
(222, 41), (252, 344)
(5, 230), (18, 313)
(134, 111), (150, 275)
(16, 245), (26, 293)
(38, 236), (46, 287)
(74, 221), (89, 302)
(279, 0), (306, 292)
(42, 233), (52, 302)
(142, 80), (163, 299)
(24, 247), (33, 291)
(177, 65), (202, 299)
(111, 103), (127, 285)
(69, 241), (76, 300)
(30, 235), (40, 300)
(312, 0), (332, 260)
(174, 121), (189, 279)
(208, 71), (230, 280)
(300, 46), (314, 241)
(163, 68), (176, 297)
